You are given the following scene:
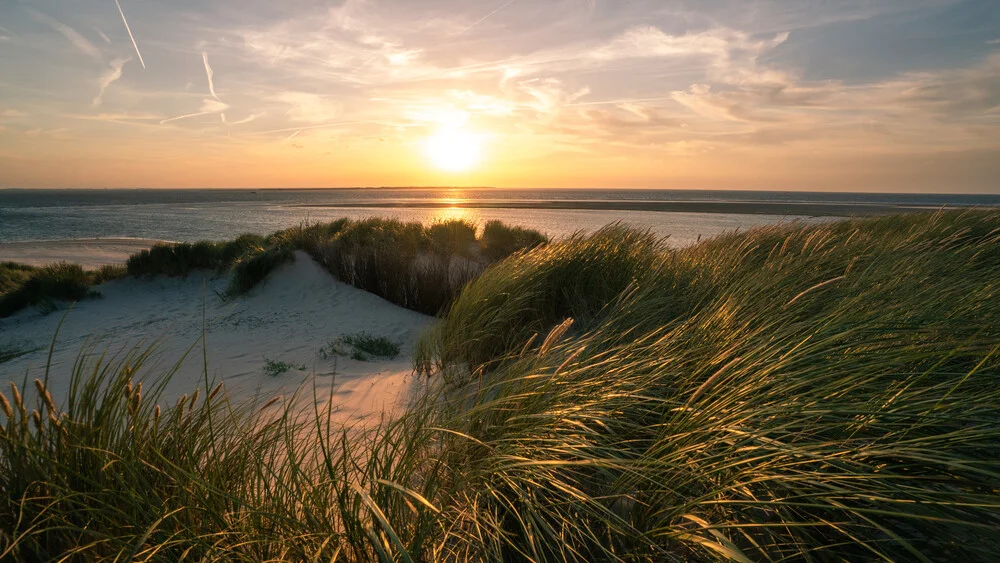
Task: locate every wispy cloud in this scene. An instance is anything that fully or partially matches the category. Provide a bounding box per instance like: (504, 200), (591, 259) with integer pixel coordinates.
(274, 92), (342, 123)
(92, 58), (131, 107)
(202, 52), (220, 101)
(29, 10), (101, 62)
(228, 113), (264, 126)
(1, 110), (28, 118)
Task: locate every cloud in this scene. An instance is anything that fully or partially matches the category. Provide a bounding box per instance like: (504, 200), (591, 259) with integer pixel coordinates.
(1, 110), (28, 118)
(228, 113), (264, 125)
(29, 10), (102, 62)
(274, 92), (342, 123)
(92, 58), (131, 107)
(202, 52), (220, 100)
(888, 54), (1000, 115)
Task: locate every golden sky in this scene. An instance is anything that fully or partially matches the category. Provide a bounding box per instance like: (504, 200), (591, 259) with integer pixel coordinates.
(1, 0), (998, 191)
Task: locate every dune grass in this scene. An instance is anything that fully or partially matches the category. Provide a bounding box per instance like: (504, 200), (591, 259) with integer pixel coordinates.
(262, 357), (306, 377)
(2, 211), (999, 560)
(225, 244), (295, 297)
(320, 332), (401, 362)
(307, 217), (547, 315)
(0, 263), (105, 318)
(125, 235), (266, 278)
(413, 209), (1000, 560)
(0, 220), (547, 318)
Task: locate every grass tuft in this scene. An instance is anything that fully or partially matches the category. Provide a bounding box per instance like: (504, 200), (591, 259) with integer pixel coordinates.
(262, 357), (306, 377)
(0, 263), (97, 318)
(225, 245), (295, 297)
(320, 332), (401, 362)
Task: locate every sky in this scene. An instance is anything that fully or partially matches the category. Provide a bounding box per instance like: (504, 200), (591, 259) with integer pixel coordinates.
(0, 0), (998, 192)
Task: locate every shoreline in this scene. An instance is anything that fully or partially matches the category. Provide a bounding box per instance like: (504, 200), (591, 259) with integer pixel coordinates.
(291, 200), (954, 217)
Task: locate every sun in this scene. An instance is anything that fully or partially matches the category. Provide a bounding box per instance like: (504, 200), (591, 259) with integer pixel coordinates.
(424, 128), (482, 172)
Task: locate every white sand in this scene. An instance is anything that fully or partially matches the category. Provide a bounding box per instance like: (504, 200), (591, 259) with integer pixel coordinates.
(0, 238), (167, 269)
(0, 251), (433, 428)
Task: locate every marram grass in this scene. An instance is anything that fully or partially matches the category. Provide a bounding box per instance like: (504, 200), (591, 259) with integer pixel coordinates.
(1, 218), (548, 317)
(2, 210), (1000, 561)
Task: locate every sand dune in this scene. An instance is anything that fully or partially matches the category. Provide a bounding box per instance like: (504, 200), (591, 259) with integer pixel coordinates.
(0, 251), (433, 427)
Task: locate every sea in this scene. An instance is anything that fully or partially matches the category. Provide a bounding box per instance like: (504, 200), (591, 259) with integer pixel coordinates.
(2, 189), (999, 249)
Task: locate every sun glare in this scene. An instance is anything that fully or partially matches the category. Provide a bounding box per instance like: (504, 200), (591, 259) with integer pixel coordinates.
(424, 128), (482, 172)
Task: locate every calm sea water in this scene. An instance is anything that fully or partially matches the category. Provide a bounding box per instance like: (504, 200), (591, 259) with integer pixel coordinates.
(2, 189), (998, 248)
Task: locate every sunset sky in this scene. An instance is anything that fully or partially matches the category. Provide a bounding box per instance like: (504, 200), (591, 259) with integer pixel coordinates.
(0, 0), (998, 191)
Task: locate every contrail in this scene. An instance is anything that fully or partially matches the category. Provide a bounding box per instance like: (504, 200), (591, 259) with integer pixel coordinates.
(202, 52), (220, 101)
(460, 0), (518, 34)
(246, 119), (379, 136)
(160, 111), (212, 124)
(566, 96), (675, 107)
(114, 0), (145, 69)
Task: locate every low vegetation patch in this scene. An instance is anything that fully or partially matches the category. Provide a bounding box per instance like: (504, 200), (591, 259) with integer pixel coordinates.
(1, 219), (547, 318)
(125, 235), (266, 278)
(225, 245), (294, 297)
(262, 357), (306, 377)
(2, 211), (1000, 560)
(320, 332), (400, 362)
(0, 263), (100, 318)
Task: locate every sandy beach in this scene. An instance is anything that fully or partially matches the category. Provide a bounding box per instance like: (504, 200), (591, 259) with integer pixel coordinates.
(0, 251), (432, 428)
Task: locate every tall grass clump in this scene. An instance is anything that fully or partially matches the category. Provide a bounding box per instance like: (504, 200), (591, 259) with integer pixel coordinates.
(481, 219), (549, 261)
(225, 244), (295, 297)
(0, 262), (36, 296)
(412, 209), (1000, 560)
(421, 224), (665, 370)
(427, 219), (478, 256)
(125, 235), (265, 278)
(309, 218), (471, 315)
(0, 263), (96, 318)
(0, 344), (438, 560)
